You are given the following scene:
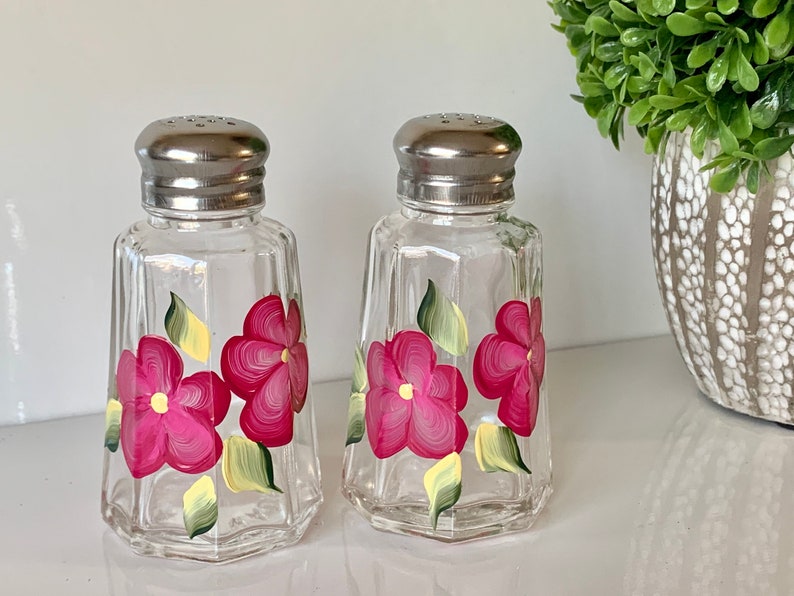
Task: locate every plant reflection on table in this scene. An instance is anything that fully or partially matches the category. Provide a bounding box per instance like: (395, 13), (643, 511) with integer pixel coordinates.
(102, 530), (317, 595)
(341, 508), (523, 596)
(624, 395), (794, 595)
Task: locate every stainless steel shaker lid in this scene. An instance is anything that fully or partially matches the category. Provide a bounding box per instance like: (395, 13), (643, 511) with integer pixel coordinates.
(135, 115), (269, 214)
(393, 113), (522, 209)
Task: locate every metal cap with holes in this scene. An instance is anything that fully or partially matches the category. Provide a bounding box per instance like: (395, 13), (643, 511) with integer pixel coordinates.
(135, 115), (269, 215)
(393, 113), (522, 209)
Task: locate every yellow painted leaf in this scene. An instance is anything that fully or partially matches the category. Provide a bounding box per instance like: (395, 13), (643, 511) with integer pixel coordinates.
(352, 344), (367, 393)
(417, 280), (468, 356)
(164, 292), (210, 363)
(222, 435), (282, 494)
(183, 475), (217, 539)
(104, 399), (122, 452)
(423, 452), (462, 530)
(475, 423), (531, 474)
(345, 392), (366, 446)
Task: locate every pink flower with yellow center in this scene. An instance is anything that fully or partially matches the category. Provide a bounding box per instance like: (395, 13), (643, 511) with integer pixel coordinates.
(221, 295), (309, 447)
(366, 330), (468, 459)
(116, 335), (231, 478)
(473, 298), (545, 437)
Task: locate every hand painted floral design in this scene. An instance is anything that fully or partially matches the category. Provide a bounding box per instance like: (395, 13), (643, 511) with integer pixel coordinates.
(221, 295), (309, 447)
(116, 335), (231, 478)
(473, 298), (545, 437)
(366, 330), (468, 459)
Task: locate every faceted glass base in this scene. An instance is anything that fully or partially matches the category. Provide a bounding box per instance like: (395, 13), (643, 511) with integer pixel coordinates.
(341, 484), (551, 543)
(102, 497), (321, 563)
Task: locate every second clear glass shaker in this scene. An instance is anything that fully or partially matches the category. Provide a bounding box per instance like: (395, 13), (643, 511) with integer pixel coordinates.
(101, 115), (322, 562)
(342, 113), (551, 541)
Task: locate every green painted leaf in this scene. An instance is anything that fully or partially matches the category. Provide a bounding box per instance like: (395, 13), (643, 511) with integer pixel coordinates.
(345, 392), (366, 446)
(352, 344), (367, 393)
(164, 292), (210, 363)
(183, 476), (217, 539)
(474, 423), (531, 474)
(417, 280), (468, 356)
(666, 13), (711, 37)
(222, 435), (282, 494)
(423, 453), (462, 530)
(104, 399), (122, 452)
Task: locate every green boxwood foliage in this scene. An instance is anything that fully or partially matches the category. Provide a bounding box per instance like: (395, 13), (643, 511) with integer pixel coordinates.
(550, 0), (794, 192)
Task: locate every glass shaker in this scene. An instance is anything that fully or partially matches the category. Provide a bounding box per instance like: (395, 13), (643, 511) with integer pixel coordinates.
(101, 115), (322, 562)
(341, 113), (551, 541)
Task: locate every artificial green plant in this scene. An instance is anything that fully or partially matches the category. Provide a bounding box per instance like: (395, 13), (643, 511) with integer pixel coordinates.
(550, 0), (794, 192)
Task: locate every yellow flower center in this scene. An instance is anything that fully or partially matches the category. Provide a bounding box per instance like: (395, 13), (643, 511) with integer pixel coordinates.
(281, 348), (290, 363)
(150, 392), (169, 414)
(527, 349), (533, 362)
(398, 383), (414, 400)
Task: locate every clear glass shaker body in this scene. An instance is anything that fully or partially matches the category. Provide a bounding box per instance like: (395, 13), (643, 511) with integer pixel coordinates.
(341, 114), (551, 541)
(101, 116), (321, 562)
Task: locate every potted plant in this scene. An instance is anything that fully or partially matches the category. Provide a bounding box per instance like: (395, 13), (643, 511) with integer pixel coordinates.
(550, 0), (794, 424)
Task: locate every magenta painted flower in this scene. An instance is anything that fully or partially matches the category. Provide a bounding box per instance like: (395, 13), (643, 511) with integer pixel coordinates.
(221, 295), (308, 447)
(366, 330), (468, 459)
(473, 298), (545, 437)
(116, 335), (231, 479)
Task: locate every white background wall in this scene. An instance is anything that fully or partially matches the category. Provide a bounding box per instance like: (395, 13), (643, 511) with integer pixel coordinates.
(0, 1), (668, 425)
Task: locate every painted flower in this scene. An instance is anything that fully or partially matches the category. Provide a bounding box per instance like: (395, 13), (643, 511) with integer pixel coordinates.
(366, 330), (468, 459)
(221, 295), (308, 447)
(473, 298), (545, 437)
(116, 335), (231, 478)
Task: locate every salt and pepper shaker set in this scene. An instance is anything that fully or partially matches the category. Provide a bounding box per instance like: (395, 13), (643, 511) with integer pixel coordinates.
(101, 113), (550, 562)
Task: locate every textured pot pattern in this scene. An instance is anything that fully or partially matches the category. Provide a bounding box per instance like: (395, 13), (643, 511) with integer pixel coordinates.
(652, 132), (794, 423)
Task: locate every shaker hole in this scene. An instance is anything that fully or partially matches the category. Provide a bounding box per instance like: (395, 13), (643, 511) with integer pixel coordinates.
(442, 120), (450, 123)
(227, 121), (236, 125)
(196, 123), (205, 127)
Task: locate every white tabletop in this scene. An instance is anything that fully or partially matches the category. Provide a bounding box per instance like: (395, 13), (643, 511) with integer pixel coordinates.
(2, 335), (792, 595)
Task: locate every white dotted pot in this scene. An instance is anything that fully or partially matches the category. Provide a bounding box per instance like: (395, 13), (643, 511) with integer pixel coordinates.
(652, 131), (794, 423)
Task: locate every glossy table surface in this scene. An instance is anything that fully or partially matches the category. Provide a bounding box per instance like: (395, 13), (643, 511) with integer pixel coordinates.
(2, 335), (793, 595)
